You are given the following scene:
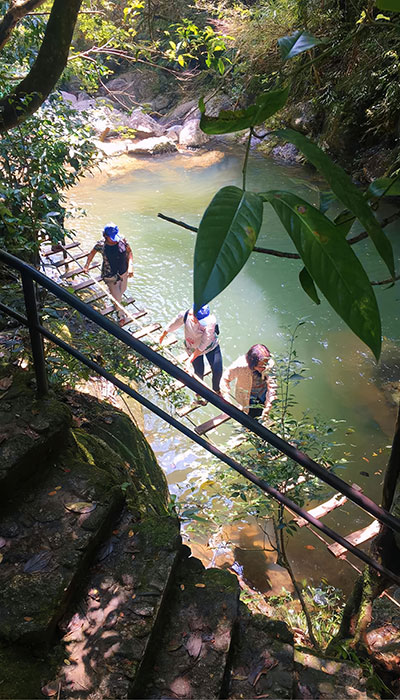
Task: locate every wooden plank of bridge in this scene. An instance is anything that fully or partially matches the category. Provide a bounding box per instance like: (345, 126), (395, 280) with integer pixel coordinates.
(62, 263), (99, 279)
(85, 290), (107, 304)
(148, 334), (177, 348)
(195, 412), (230, 436)
(100, 298), (136, 317)
(294, 493), (348, 528)
(72, 276), (102, 291)
(131, 323), (161, 339)
(327, 519), (380, 558)
(43, 241), (80, 257)
(118, 309), (148, 328)
(54, 251), (88, 267)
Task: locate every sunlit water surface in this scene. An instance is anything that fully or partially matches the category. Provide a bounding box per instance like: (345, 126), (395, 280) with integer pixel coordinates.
(68, 146), (400, 594)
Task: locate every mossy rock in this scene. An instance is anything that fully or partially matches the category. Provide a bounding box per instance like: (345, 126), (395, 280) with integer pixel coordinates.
(0, 641), (64, 699)
(0, 365), (71, 502)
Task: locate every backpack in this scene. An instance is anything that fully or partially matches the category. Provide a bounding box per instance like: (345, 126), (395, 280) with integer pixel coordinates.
(184, 309), (219, 335)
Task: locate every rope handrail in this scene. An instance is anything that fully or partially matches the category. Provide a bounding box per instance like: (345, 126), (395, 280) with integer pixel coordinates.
(1, 246), (400, 587)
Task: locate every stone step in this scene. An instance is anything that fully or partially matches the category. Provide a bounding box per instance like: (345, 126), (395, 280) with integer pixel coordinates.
(294, 648), (374, 699)
(0, 430), (126, 646)
(142, 552), (239, 699)
(0, 367), (71, 503)
(227, 607), (294, 699)
(54, 513), (182, 698)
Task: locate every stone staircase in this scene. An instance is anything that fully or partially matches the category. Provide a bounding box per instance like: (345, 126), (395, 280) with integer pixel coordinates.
(0, 366), (375, 699)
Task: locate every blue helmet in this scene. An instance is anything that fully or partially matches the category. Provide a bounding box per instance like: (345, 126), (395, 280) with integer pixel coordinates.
(103, 223), (119, 240)
(194, 304), (210, 324)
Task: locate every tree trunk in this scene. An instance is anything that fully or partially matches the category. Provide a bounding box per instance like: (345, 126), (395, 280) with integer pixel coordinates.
(0, 0), (83, 133)
(0, 0), (48, 51)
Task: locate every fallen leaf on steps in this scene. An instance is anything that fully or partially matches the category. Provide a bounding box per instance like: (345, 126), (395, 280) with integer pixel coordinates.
(0, 376), (12, 391)
(186, 633), (202, 659)
(64, 502), (96, 514)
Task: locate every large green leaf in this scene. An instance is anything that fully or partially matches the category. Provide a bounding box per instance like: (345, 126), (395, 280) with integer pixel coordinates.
(194, 186), (263, 309)
(199, 85), (289, 135)
(278, 30), (324, 61)
(376, 0), (400, 10)
(366, 176), (400, 199)
(274, 129), (395, 278)
(299, 266), (320, 305)
(334, 210), (355, 237)
(260, 191), (382, 359)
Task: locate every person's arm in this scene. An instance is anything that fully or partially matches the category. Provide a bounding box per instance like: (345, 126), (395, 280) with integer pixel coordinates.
(126, 243), (133, 277)
(220, 363), (238, 403)
(82, 247), (97, 273)
(262, 371), (277, 420)
(187, 348), (202, 364)
(159, 312), (185, 344)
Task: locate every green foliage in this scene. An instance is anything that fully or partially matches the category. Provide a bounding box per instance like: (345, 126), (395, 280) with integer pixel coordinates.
(260, 191), (382, 360)
(273, 129), (395, 279)
(0, 96), (97, 256)
(164, 19), (232, 73)
(269, 582), (344, 648)
(194, 186), (263, 310)
(299, 267), (320, 305)
(376, 0), (400, 10)
(199, 85), (289, 134)
(196, 75), (397, 357)
(278, 29), (325, 61)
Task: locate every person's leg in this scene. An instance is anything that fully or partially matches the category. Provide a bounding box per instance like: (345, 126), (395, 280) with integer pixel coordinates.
(192, 354), (207, 404)
(106, 274), (128, 321)
(206, 345), (223, 392)
(249, 405), (262, 418)
(249, 388), (267, 418)
(192, 354), (204, 381)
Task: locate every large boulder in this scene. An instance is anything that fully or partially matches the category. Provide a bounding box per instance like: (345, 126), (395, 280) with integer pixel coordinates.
(160, 92), (233, 127)
(101, 69), (177, 115)
(179, 119), (209, 147)
(287, 100), (323, 136)
(160, 99), (198, 126)
(126, 135), (177, 155)
(125, 108), (165, 138)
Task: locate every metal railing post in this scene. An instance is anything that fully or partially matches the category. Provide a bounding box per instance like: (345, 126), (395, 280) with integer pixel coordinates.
(21, 271), (48, 397)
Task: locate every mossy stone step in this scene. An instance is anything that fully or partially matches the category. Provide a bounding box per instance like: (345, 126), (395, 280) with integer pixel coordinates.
(294, 648), (374, 699)
(142, 552), (240, 699)
(0, 432), (126, 645)
(0, 367), (71, 503)
(53, 513), (181, 698)
(228, 606), (294, 699)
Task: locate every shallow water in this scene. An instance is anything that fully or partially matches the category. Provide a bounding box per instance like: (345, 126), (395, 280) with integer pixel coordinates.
(68, 145), (400, 594)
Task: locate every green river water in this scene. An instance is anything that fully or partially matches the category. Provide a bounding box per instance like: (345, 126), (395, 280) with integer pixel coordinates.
(69, 144), (400, 595)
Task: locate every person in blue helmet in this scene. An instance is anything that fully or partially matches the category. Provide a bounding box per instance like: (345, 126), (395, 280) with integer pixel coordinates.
(159, 305), (223, 401)
(83, 223), (133, 325)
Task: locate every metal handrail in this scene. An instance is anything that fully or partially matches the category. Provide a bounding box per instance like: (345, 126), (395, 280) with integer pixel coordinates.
(1, 247), (400, 586)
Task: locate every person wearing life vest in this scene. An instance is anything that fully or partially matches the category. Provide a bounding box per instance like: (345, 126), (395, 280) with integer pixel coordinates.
(159, 305), (223, 401)
(83, 223), (133, 326)
(220, 344), (276, 419)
